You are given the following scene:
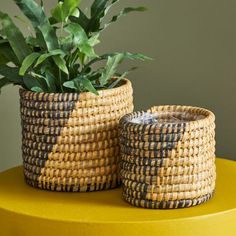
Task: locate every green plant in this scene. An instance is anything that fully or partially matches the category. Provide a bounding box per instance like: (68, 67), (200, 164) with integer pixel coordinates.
(0, 0), (150, 94)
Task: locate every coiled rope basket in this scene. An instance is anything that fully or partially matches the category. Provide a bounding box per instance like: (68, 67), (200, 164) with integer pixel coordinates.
(119, 105), (216, 209)
(20, 79), (133, 192)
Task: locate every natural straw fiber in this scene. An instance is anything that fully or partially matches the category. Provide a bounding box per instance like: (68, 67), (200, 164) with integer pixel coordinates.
(22, 146), (120, 161)
(120, 153), (214, 167)
(122, 177), (215, 195)
(24, 168), (120, 192)
(22, 130), (119, 144)
(122, 192), (213, 209)
(20, 79), (133, 192)
(120, 158), (214, 176)
(120, 169), (215, 185)
(22, 138), (119, 152)
(119, 105), (216, 209)
(120, 124), (215, 142)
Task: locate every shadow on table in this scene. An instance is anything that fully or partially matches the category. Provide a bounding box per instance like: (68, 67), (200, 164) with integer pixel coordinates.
(0, 166), (133, 209)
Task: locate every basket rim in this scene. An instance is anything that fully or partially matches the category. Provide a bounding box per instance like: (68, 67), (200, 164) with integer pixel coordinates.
(19, 78), (131, 101)
(120, 105), (215, 131)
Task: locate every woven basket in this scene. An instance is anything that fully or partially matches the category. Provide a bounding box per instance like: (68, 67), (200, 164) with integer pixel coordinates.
(119, 105), (216, 209)
(20, 79), (133, 192)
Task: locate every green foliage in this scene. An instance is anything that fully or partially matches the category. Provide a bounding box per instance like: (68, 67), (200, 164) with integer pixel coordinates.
(0, 12), (31, 63)
(51, 0), (81, 23)
(0, 0), (151, 94)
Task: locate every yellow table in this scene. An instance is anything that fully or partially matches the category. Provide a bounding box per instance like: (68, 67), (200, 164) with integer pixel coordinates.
(0, 158), (236, 236)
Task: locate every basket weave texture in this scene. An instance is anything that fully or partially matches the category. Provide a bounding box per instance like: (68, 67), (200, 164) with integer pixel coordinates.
(20, 79), (133, 192)
(119, 105), (216, 209)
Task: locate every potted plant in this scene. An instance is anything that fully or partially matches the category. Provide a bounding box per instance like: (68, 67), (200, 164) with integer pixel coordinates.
(0, 0), (150, 192)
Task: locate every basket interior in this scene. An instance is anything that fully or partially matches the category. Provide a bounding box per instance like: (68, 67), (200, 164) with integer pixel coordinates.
(131, 111), (206, 125)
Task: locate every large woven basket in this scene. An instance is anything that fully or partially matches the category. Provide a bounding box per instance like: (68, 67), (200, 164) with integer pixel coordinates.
(19, 79), (133, 192)
(119, 105), (216, 209)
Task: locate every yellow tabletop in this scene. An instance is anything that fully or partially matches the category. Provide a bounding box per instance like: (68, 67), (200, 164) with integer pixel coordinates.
(0, 158), (236, 236)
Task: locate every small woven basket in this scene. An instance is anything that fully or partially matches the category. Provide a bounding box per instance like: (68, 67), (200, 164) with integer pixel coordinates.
(119, 105), (216, 209)
(20, 79), (133, 192)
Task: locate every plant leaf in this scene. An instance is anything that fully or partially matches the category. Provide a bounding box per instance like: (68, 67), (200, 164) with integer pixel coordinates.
(99, 53), (124, 86)
(44, 69), (57, 92)
(84, 52), (151, 75)
(23, 74), (46, 91)
(63, 75), (98, 95)
(88, 33), (100, 46)
(102, 7), (147, 31)
(0, 11), (31, 63)
(79, 43), (97, 58)
(108, 67), (137, 89)
(14, 0), (59, 51)
(70, 9), (90, 32)
(90, 0), (108, 19)
(48, 17), (58, 25)
(0, 65), (23, 84)
(14, 0), (45, 25)
(123, 52), (153, 61)
(31, 86), (44, 92)
(0, 51), (9, 65)
(63, 0), (81, 18)
(51, 2), (65, 22)
(83, 53), (117, 70)
(71, 8), (80, 18)
(86, 72), (100, 81)
(26, 36), (38, 47)
(19, 52), (40, 76)
(89, 1), (105, 32)
(0, 38), (19, 65)
(30, 72), (56, 92)
(35, 30), (47, 49)
(0, 0), (150, 94)
(53, 55), (69, 74)
(60, 35), (74, 52)
(80, 77), (98, 95)
(65, 23), (98, 58)
(51, 0), (81, 23)
(65, 23), (88, 43)
(63, 80), (77, 90)
(37, 24), (59, 51)
(35, 49), (65, 67)
(89, 0), (120, 33)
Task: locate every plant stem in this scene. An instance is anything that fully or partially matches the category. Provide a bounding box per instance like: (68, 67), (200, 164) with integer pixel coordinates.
(71, 50), (79, 66)
(59, 68), (64, 92)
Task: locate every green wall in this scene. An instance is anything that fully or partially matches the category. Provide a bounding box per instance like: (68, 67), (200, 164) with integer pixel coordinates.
(0, 0), (235, 172)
